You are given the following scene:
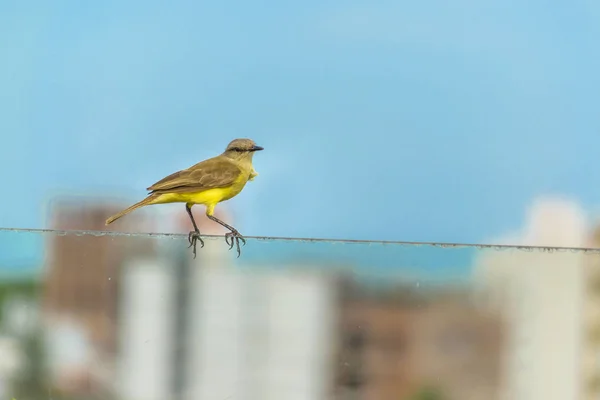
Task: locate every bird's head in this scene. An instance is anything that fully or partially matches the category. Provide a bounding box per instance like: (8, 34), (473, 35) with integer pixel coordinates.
(223, 138), (264, 161)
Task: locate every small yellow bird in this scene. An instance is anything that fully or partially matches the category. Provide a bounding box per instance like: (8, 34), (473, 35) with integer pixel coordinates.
(105, 138), (263, 257)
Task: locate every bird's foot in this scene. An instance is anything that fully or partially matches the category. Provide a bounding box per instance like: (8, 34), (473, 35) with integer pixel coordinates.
(188, 230), (204, 259)
(225, 229), (246, 258)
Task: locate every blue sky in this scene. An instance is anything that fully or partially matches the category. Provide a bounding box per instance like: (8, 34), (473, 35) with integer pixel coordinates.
(1, 0), (600, 245)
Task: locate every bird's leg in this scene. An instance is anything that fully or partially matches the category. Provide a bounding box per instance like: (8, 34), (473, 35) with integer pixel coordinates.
(206, 214), (246, 257)
(186, 204), (204, 258)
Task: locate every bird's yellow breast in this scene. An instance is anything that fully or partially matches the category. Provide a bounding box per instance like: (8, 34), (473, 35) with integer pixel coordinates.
(153, 173), (249, 207)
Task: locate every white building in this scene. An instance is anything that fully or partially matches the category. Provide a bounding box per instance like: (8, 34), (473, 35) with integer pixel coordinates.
(117, 248), (337, 400)
(474, 197), (588, 400)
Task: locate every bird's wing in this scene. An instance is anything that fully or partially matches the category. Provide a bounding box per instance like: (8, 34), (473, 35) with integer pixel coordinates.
(147, 157), (242, 194)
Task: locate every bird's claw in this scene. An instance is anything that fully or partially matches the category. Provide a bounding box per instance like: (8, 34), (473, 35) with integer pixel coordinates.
(188, 231), (204, 259)
(225, 230), (246, 258)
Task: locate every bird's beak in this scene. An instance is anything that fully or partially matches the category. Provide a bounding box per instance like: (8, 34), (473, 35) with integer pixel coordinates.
(252, 145), (264, 151)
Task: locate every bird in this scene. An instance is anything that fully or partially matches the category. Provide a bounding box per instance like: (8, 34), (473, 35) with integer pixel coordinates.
(105, 138), (264, 257)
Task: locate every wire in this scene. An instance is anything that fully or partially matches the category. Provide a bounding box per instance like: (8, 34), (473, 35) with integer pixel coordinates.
(0, 227), (599, 253)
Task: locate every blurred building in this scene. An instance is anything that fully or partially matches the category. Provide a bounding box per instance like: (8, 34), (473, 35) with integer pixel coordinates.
(187, 267), (336, 400)
(336, 286), (503, 400)
(580, 226), (600, 400)
(117, 205), (234, 400)
(44, 201), (150, 348)
(474, 198), (587, 400)
(42, 200), (155, 394)
(116, 263), (337, 400)
(42, 197), (241, 395)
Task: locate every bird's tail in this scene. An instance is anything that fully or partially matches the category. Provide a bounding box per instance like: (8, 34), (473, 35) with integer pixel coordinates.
(105, 195), (158, 225)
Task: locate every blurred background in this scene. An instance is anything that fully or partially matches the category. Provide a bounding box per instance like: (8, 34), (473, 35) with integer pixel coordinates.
(2, 0), (600, 399)
(2, 199), (600, 400)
